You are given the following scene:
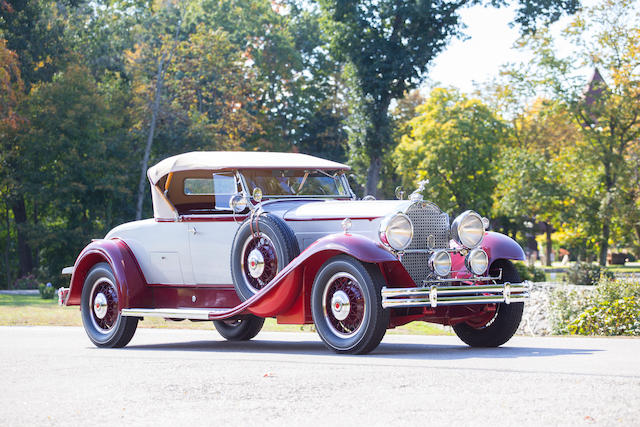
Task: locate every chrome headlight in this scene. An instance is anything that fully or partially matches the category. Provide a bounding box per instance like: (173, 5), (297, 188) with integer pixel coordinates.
(429, 250), (452, 277)
(466, 248), (489, 275)
(451, 210), (485, 248)
(379, 213), (413, 251)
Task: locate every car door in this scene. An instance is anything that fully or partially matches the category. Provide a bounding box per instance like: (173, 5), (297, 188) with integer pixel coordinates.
(186, 173), (243, 285)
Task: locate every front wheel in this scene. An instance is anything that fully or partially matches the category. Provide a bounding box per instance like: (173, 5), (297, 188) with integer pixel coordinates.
(213, 315), (265, 341)
(311, 255), (389, 354)
(81, 263), (138, 348)
(452, 260), (523, 347)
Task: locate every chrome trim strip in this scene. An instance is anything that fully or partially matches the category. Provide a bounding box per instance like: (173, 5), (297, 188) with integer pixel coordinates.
(382, 294), (528, 308)
(121, 307), (232, 320)
(422, 271), (502, 284)
(381, 281), (529, 308)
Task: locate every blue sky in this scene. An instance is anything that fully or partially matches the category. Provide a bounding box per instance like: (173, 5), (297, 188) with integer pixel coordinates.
(425, 3), (576, 93)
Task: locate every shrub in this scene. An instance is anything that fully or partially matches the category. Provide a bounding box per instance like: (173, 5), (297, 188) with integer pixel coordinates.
(38, 282), (56, 299)
(551, 278), (640, 335)
(513, 262), (546, 282)
(12, 274), (39, 290)
(568, 297), (640, 336)
(564, 262), (614, 286)
(549, 285), (593, 334)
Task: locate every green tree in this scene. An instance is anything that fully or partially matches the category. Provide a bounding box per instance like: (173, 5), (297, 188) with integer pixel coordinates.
(17, 64), (134, 280)
(318, 0), (579, 197)
(515, 0), (640, 264)
(0, 37), (24, 287)
(394, 88), (506, 215)
(168, 25), (263, 150)
(492, 99), (584, 264)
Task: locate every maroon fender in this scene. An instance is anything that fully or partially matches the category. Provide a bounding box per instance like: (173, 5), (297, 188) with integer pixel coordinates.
(65, 238), (150, 309)
(482, 231), (525, 263)
(451, 231), (525, 276)
(234, 233), (397, 318)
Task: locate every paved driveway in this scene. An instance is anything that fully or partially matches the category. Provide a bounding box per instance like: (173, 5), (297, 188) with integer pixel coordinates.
(1, 326), (638, 426)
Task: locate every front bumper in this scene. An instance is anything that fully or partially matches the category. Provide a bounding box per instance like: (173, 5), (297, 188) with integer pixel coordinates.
(381, 278), (529, 309)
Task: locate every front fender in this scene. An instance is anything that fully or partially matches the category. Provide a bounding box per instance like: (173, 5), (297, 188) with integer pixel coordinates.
(451, 231), (525, 277)
(65, 238), (150, 309)
(482, 231), (525, 264)
(245, 233), (396, 317)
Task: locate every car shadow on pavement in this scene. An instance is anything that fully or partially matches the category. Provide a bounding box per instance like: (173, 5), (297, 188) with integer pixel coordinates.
(372, 342), (601, 360)
(125, 338), (601, 360)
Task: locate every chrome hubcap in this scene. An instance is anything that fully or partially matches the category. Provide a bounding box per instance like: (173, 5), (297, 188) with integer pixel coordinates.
(93, 292), (108, 319)
(247, 249), (265, 278)
(330, 290), (350, 321)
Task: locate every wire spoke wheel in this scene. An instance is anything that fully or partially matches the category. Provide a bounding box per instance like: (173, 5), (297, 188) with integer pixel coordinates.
(241, 234), (279, 292)
(81, 263), (138, 348)
(311, 255), (389, 354)
(322, 273), (366, 338)
(90, 279), (119, 333)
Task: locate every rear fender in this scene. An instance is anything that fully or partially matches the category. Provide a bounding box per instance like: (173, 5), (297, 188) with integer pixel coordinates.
(250, 233), (397, 318)
(65, 238), (150, 309)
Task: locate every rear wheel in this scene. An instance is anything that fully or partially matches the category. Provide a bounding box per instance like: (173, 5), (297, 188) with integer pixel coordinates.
(452, 260), (523, 347)
(213, 315), (265, 341)
(81, 263), (138, 348)
(311, 255), (389, 354)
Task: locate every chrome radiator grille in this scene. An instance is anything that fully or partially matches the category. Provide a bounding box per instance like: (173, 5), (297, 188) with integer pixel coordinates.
(401, 202), (450, 285)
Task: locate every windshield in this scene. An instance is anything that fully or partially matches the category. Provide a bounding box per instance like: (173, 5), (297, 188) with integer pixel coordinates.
(241, 170), (349, 197)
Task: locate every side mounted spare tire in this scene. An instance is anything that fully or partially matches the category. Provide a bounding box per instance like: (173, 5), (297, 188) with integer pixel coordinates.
(230, 213), (300, 301)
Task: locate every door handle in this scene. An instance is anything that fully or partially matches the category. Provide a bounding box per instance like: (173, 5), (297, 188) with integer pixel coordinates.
(189, 226), (197, 235)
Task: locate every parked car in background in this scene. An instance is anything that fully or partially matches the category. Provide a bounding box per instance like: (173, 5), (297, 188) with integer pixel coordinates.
(60, 151), (528, 354)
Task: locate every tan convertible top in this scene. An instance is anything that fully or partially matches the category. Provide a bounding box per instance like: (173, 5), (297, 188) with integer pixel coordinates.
(147, 151), (350, 185)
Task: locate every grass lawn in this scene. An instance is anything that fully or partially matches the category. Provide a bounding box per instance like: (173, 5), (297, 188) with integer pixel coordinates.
(0, 294), (450, 336)
(538, 262), (640, 282)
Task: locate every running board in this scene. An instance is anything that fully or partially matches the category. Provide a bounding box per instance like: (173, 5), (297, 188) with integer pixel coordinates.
(121, 308), (233, 321)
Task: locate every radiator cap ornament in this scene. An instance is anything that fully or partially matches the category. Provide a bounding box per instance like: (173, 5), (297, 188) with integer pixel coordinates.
(409, 179), (429, 202)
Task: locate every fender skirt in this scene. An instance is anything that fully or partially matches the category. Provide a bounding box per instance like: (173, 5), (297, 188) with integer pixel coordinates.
(225, 233), (397, 318)
(65, 238), (150, 308)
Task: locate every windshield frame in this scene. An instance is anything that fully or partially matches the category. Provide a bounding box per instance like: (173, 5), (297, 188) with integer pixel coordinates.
(236, 169), (355, 200)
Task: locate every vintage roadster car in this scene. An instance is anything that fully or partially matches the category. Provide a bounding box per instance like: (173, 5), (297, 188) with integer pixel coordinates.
(60, 151), (528, 354)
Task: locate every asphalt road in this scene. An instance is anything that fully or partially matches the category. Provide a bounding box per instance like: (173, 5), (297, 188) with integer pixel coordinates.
(1, 326), (639, 426)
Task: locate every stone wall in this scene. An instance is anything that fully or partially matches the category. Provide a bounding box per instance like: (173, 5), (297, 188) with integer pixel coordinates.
(517, 282), (594, 336)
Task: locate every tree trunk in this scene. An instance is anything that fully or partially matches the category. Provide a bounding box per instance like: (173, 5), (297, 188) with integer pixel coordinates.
(599, 221), (610, 266)
(11, 197), (33, 276)
(135, 53), (166, 220)
(364, 156), (382, 198)
(32, 201), (38, 269)
(363, 97), (391, 199)
(4, 199), (11, 288)
(134, 7), (185, 219)
(545, 222), (553, 267)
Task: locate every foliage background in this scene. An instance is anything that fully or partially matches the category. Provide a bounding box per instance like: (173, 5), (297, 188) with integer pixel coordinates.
(0, 0), (638, 288)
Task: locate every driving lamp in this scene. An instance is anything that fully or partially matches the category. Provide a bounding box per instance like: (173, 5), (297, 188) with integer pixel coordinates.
(429, 250), (452, 277)
(465, 248), (489, 276)
(229, 194), (247, 213)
